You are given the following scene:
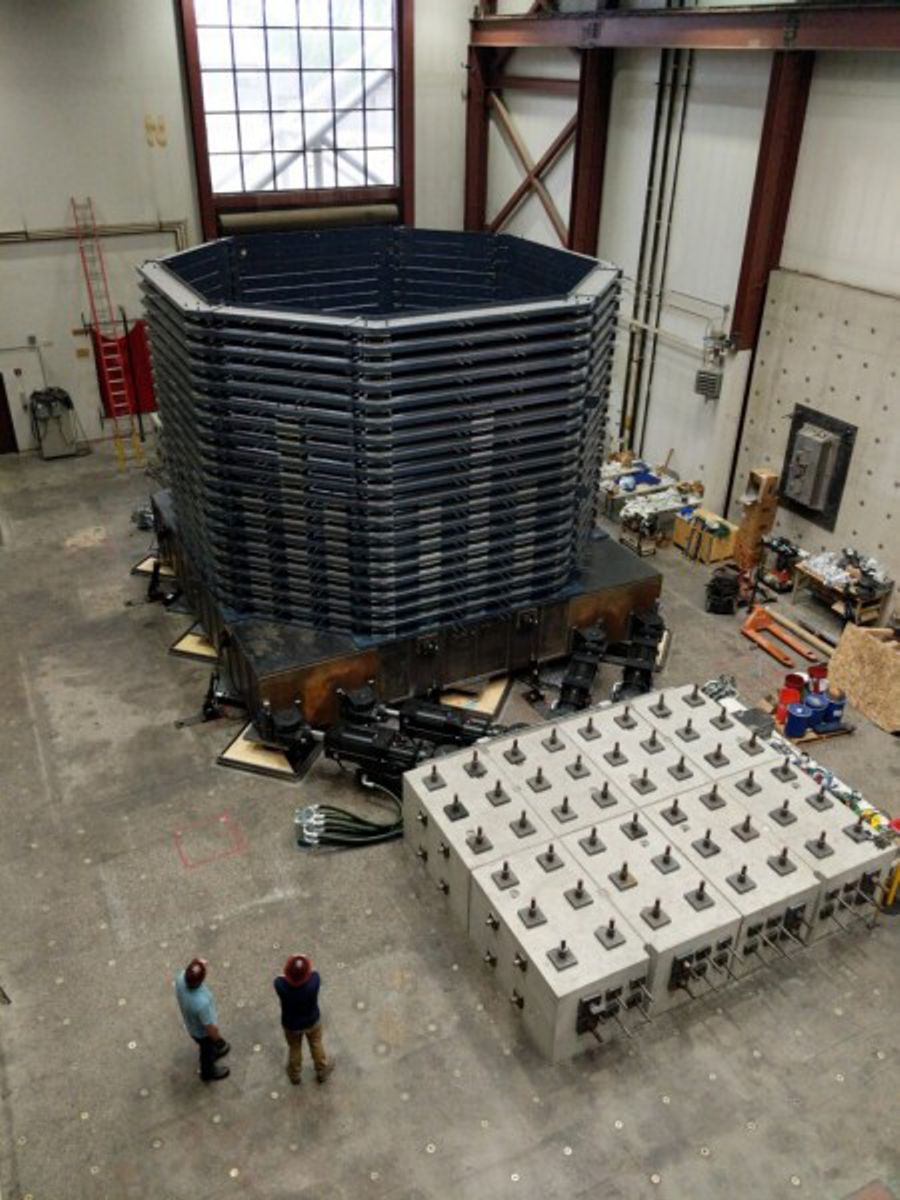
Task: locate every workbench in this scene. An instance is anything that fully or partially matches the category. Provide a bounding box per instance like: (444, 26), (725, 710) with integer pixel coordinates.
(792, 560), (894, 626)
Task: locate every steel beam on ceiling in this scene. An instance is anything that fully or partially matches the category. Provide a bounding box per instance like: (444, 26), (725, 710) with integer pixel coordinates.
(470, 8), (900, 52)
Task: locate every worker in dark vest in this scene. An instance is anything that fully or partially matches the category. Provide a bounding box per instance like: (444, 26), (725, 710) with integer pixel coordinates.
(174, 957), (230, 1082)
(274, 954), (333, 1085)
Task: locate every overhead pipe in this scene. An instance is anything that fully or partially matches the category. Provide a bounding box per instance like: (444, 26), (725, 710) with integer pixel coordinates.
(0, 219), (188, 250)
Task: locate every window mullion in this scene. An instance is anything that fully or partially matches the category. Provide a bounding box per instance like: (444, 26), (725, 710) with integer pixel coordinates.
(227, 0), (245, 191)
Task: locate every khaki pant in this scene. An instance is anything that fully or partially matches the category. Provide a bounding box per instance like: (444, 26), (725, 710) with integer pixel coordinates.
(283, 1023), (328, 1082)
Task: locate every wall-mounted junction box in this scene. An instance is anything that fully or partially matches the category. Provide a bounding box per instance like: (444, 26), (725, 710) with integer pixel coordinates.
(779, 405), (856, 531)
(784, 423), (840, 510)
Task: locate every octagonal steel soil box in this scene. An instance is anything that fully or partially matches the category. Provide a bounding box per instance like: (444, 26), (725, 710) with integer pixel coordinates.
(141, 227), (619, 640)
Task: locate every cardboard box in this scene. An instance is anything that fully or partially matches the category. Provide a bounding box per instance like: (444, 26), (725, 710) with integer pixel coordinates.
(740, 468), (779, 508)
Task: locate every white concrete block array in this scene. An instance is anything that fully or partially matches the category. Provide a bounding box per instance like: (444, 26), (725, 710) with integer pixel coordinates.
(403, 683), (895, 1061)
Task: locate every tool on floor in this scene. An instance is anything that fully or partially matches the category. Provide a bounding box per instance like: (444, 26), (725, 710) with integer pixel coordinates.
(741, 606), (825, 666)
(740, 607), (797, 667)
(766, 609), (834, 658)
(71, 196), (144, 468)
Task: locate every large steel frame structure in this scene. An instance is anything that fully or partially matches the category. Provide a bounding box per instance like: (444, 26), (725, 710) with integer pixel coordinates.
(462, 3), (900, 507)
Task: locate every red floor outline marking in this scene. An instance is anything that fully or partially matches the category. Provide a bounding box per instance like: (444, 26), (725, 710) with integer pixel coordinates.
(172, 812), (248, 869)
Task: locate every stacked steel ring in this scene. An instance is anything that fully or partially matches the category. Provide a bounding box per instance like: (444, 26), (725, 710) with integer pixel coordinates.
(141, 227), (619, 640)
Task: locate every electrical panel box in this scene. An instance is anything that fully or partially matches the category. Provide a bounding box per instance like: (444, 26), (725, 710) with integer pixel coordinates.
(784, 423), (840, 511)
(778, 404), (857, 531)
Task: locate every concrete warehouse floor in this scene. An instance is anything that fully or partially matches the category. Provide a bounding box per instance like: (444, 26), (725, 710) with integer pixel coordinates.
(0, 447), (898, 1200)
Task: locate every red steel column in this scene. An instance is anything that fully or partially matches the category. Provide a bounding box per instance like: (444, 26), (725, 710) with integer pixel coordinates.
(568, 47), (614, 255)
(464, 46), (492, 231)
(731, 51), (814, 351)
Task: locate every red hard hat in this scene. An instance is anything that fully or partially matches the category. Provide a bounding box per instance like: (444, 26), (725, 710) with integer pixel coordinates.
(185, 958), (207, 988)
(283, 954), (312, 987)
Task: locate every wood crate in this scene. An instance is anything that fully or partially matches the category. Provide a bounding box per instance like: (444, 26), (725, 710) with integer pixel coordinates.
(673, 508), (737, 564)
(829, 624), (900, 733)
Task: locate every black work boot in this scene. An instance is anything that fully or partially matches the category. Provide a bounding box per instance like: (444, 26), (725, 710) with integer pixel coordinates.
(214, 1039), (231, 1059)
(202, 1064), (230, 1082)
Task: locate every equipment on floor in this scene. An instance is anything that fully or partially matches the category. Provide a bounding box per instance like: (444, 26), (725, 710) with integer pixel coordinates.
(295, 792), (403, 849)
(705, 567), (740, 615)
(252, 699), (316, 770)
(741, 606), (820, 667)
(673, 508), (737, 564)
(555, 624), (609, 713)
(734, 468), (779, 567)
(404, 681), (897, 1062)
(29, 388), (80, 459)
(72, 195), (143, 468)
(772, 666), (849, 740)
(323, 688), (513, 793)
(396, 697), (506, 747)
(759, 535), (801, 593)
(323, 721), (427, 793)
(606, 604), (667, 698)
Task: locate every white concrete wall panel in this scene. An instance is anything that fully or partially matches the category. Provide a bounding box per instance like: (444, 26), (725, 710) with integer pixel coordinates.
(636, 52), (769, 498)
(0, 232), (177, 448)
(734, 268), (900, 581)
(782, 53), (900, 296)
(414, 0), (471, 231)
(0, 1), (469, 448)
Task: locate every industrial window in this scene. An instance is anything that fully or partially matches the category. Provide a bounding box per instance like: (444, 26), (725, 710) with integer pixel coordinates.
(179, 0), (413, 238)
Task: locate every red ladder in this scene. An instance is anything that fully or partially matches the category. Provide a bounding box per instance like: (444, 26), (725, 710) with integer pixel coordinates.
(71, 197), (143, 467)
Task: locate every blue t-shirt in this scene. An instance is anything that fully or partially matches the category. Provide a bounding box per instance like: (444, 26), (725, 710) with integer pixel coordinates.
(274, 972), (320, 1032)
(175, 972), (217, 1039)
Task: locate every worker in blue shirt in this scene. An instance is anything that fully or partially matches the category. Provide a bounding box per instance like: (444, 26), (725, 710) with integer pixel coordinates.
(274, 954), (333, 1085)
(175, 958), (230, 1082)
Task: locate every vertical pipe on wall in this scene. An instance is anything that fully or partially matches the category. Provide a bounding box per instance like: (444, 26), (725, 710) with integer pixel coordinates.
(620, 48), (677, 447)
(637, 49), (693, 456)
(618, 49), (669, 444)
